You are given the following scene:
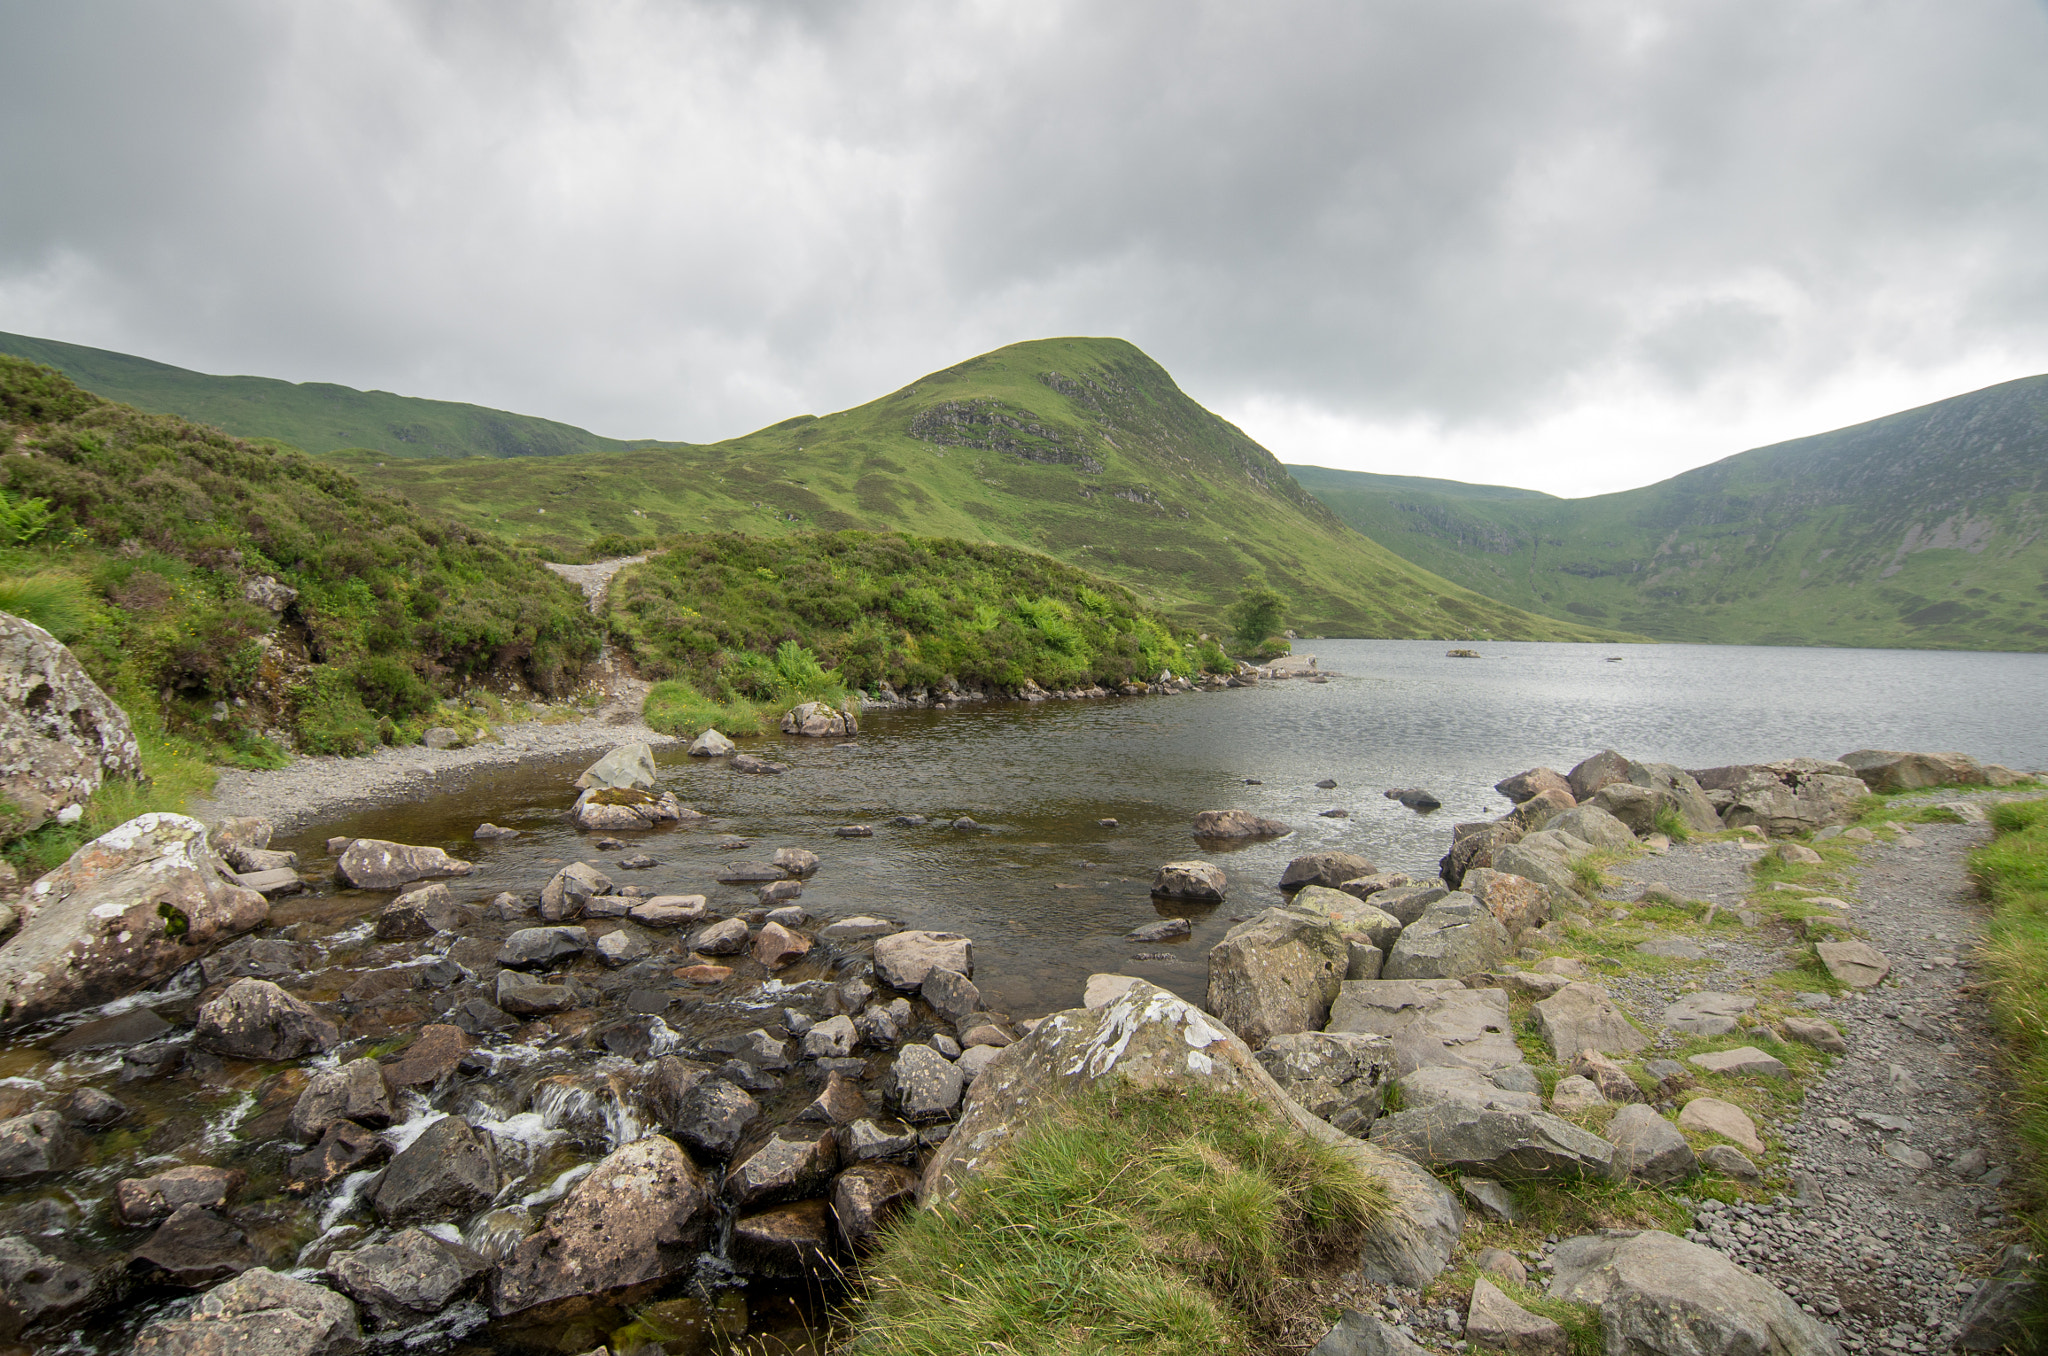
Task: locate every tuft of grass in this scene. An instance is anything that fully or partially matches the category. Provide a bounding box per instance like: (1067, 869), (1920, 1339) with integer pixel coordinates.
(845, 1083), (1387, 1355)
(0, 571), (95, 641)
(1653, 804), (1692, 843)
(643, 679), (770, 739)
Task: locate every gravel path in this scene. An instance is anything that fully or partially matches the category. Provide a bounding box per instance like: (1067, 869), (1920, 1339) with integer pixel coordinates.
(542, 553), (651, 614)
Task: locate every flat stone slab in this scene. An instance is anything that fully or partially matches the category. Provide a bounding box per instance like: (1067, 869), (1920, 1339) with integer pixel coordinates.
(1531, 983), (1648, 1060)
(1676, 1096), (1765, 1154)
(1687, 1047), (1789, 1079)
(1661, 991), (1756, 1036)
(1816, 939), (1890, 988)
(1327, 979), (1523, 1075)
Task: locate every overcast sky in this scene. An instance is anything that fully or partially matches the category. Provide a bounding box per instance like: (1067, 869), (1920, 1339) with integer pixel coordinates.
(4, 1), (2047, 497)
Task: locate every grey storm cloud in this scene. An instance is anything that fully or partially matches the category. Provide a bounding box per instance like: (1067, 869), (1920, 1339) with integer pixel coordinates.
(3, 0), (2047, 473)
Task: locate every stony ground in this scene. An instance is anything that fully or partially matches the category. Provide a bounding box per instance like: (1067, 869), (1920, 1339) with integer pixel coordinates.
(1292, 794), (2038, 1356)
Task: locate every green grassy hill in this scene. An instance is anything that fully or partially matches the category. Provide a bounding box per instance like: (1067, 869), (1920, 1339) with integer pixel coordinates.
(1288, 375), (2048, 651)
(0, 330), (684, 459)
(322, 338), (1624, 641)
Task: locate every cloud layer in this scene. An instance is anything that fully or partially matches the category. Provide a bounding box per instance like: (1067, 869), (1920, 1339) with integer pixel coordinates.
(4, 0), (2046, 494)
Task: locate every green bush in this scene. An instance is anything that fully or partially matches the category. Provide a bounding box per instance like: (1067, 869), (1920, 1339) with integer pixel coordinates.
(1228, 586), (1286, 652)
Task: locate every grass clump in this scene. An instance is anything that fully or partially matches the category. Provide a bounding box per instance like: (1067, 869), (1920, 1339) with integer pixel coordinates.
(642, 680), (769, 739)
(1972, 796), (2048, 1313)
(845, 1083), (1386, 1355)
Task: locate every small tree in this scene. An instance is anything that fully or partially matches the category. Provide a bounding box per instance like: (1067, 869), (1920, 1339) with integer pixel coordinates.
(1228, 586), (1285, 652)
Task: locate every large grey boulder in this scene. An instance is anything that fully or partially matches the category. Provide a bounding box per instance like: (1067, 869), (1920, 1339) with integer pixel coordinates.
(1545, 805), (1634, 851)
(1547, 1228), (1842, 1356)
(131, 1267), (360, 1356)
(193, 979), (339, 1062)
(0, 610), (142, 842)
(1492, 843), (1584, 896)
(538, 861), (615, 920)
(1152, 860), (1226, 901)
(568, 786), (691, 831)
(289, 1058), (394, 1141)
(0, 1112), (75, 1178)
(1369, 884), (1450, 927)
(574, 741), (658, 791)
(1381, 895), (1509, 981)
(0, 1234), (94, 1338)
(1205, 907), (1349, 1045)
(921, 981), (1465, 1288)
(0, 813), (268, 1029)
(782, 700), (858, 737)
(326, 1227), (488, 1329)
(1287, 885), (1403, 954)
(491, 1135), (712, 1315)
(1693, 758), (1866, 836)
(1328, 979), (1523, 1076)
(1460, 868), (1570, 940)
(1839, 748), (1985, 793)
(1368, 1103), (1618, 1182)
(1605, 1104), (1699, 1184)
(1255, 1030), (1396, 1134)
(1566, 750), (1637, 801)
(1440, 820), (1522, 888)
(1495, 767), (1572, 805)
(334, 839), (473, 890)
(873, 930), (974, 990)
(1396, 1066), (1541, 1114)
(1532, 983), (1649, 1059)
(372, 1117), (500, 1224)
(1280, 851), (1378, 892)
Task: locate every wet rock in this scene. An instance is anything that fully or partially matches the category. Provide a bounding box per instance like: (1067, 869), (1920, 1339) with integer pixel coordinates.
(0, 1234), (93, 1338)
(373, 882), (470, 940)
(770, 847), (820, 878)
(451, 998), (518, 1035)
(334, 838), (472, 890)
(630, 895), (707, 927)
(498, 925), (591, 968)
(114, 1165), (245, 1227)
(704, 1027), (792, 1071)
(570, 785), (692, 831)
(373, 1117), (500, 1224)
(1531, 983), (1648, 1059)
(732, 1199), (835, 1279)
(1385, 788), (1442, 810)
(687, 728), (736, 757)
(595, 930), (649, 967)
(1606, 1104), (1698, 1184)
(1151, 860), (1227, 900)
(1676, 1096), (1765, 1154)
(130, 1266), (361, 1356)
(689, 917), (751, 956)
(753, 920), (811, 969)
(731, 752), (788, 774)
(287, 1121), (390, 1192)
(802, 1014), (858, 1059)
(61, 1085), (129, 1127)
(327, 1227), (489, 1329)
(1382, 895), (1510, 981)
(496, 969), (578, 1015)
(128, 1204), (255, 1288)
(538, 861), (614, 921)
(728, 1127), (841, 1208)
(382, 1023), (469, 1090)
(874, 930), (974, 990)
(845, 1117), (918, 1161)
(492, 1134), (713, 1316)
(1206, 906), (1349, 1045)
(0, 1113), (73, 1179)
(801, 1071), (870, 1124)
(194, 979), (339, 1061)
(289, 1058), (394, 1140)
(1190, 809), (1292, 840)
(1, 814), (268, 1030)
(1279, 850), (1378, 892)
(1255, 1030), (1395, 1133)
(473, 822), (519, 840)
(46, 1007), (172, 1055)
(1686, 1046), (1789, 1079)
(1368, 1103), (1617, 1182)
(832, 1162), (919, 1253)
(919, 966), (981, 1028)
(575, 741), (659, 791)
(671, 1077), (762, 1159)
(1546, 1229), (1839, 1356)
(893, 1044), (965, 1119)
(1815, 939), (1890, 988)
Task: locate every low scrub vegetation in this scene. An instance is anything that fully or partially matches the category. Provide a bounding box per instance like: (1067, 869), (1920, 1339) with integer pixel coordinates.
(845, 1084), (1386, 1355)
(608, 530), (1225, 698)
(0, 355), (601, 766)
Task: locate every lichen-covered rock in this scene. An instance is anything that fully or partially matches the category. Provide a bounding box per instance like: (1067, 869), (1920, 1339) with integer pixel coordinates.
(0, 1112), (75, 1178)
(1152, 860), (1227, 901)
(782, 700), (858, 737)
(327, 1227), (489, 1329)
(1255, 1030), (1395, 1134)
(193, 979), (339, 1061)
(116, 1164), (246, 1224)
(0, 813), (267, 1029)
(0, 610), (142, 842)
(574, 742), (659, 791)
(1381, 895), (1509, 981)
(1692, 758), (1867, 836)
(289, 1058), (395, 1141)
(0, 1234), (94, 1339)
(1205, 907), (1349, 1045)
(491, 1134), (712, 1315)
(1546, 1229), (1841, 1356)
(1191, 809), (1292, 840)
(334, 839), (472, 890)
(131, 1267), (360, 1356)
(921, 981), (1465, 1289)
(568, 786), (693, 831)
(1459, 869), (1569, 941)
(1327, 979), (1523, 1077)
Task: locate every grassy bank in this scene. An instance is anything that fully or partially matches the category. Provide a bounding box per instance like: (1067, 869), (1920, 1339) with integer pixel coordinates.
(1972, 799), (2048, 1318)
(0, 355), (602, 772)
(610, 530), (1226, 700)
(845, 1084), (1385, 1355)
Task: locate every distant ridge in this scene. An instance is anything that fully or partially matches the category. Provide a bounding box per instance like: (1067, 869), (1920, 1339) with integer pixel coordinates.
(1291, 375), (2048, 652)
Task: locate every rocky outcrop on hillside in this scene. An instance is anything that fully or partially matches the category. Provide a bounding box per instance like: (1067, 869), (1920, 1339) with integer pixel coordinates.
(0, 610), (142, 842)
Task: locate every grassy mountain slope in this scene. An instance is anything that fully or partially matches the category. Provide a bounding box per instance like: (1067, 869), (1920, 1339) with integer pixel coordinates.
(321, 337), (1624, 641)
(1290, 376), (2048, 651)
(0, 356), (601, 768)
(0, 330), (683, 460)
(1288, 464), (1559, 504)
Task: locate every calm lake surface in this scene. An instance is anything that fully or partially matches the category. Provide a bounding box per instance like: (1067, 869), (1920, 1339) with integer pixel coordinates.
(286, 639), (2048, 1020)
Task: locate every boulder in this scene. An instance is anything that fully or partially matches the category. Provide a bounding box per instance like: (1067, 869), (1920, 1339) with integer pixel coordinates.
(289, 1059), (394, 1141)
(1083, 973), (1144, 1008)
(1384, 788), (1442, 810)
(1694, 758), (1866, 836)
(1591, 783), (1664, 836)
(752, 921), (811, 969)
(689, 917), (751, 956)
(802, 1014), (859, 1059)
(1288, 885), (1404, 953)
(1460, 868), (1568, 940)
(1439, 821), (1522, 889)
(1336, 872), (1414, 902)
(1839, 748), (1985, 792)
(921, 967), (981, 1027)
(1368, 1103), (1617, 1182)
(1280, 851), (1378, 892)
(1399, 1066), (1542, 1114)
(1816, 940), (1890, 988)
(1546, 1229), (1841, 1356)
(630, 895), (707, 927)
(1255, 1030), (1396, 1134)
(873, 930), (974, 990)
(498, 925), (591, 968)
(334, 839), (472, 890)
(1531, 984), (1648, 1059)
(782, 700), (858, 737)
(1328, 980), (1523, 1077)
(539, 861), (616, 920)
(1381, 895), (1509, 981)
(730, 1199), (835, 1277)
(1313, 1311), (1435, 1356)
(1545, 805), (1634, 851)
(686, 728), (736, 757)
(1564, 1049), (1646, 1104)
(373, 882), (471, 940)
(1955, 1243), (2040, 1352)
(1676, 1097), (1766, 1154)
(664, 1076), (761, 1160)
(920, 981), (1465, 1289)
(1701, 1144), (1759, 1178)
(1661, 992), (1756, 1037)
(491, 1135), (713, 1315)
(1205, 907), (1349, 1045)
(0, 1112), (74, 1178)
(1495, 767), (1572, 805)
(288, 1122), (390, 1192)
(0, 813), (268, 1029)
(727, 1128), (841, 1208)
(831, 1161), (920, 1253)
(211, 817), (276, 870)
(128, 1204), (256, 1288)
(1491, 842), (1585, 896)
(574, 741), (659, 792)
(1605, 1104), (1698, 1184)
(1466, 1276), (1568, 1356)
(0, 1234), (94, 1338)
(372, 1117), (500, 1224)
(1549, 1075), (1606, 1114)
(1190, 809), (1292, 840)
(772, 846), (821, 877)
(1566, 750), (1636, 801)
(327, 1227), (488, 1328)
(0, 610), (142, 841)
(569, 786), (691, 831)
(1152, 860), (1227, 901)
(893, 1044), (965, 1119)
(731, 752), (787, 774)
(382, 1024), (469, 1090)
(130, 1267), (360, 1356)
(194, 980), (339, 1061)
